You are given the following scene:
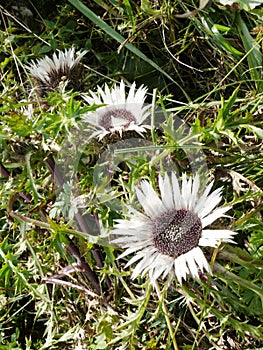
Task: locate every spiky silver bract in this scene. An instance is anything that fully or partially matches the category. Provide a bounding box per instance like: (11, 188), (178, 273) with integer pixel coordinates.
(82, 80), (151, 141)
(26, 47), (87, 95)
(111, 172), (236, 285)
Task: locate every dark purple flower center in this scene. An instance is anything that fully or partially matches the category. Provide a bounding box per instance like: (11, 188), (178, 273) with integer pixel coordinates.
(99, 108), (137, 131)
(152, 209), (202, 258)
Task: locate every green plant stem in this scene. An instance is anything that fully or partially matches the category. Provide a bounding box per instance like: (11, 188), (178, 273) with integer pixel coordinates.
(190, 244), (221, 349)
(25, 152), (44, 202)
(151, 88), (157, 143)
(219, 246), (263, 268)
(154, 281), (179, 350)
(108, 281), (152, 346)
(214, 262), (263, 305)
(9, 210), (100, 243)
(180, 286), (222, 350)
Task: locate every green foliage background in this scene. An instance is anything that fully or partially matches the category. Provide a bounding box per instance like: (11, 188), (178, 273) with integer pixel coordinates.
(1, 0), (263, 349)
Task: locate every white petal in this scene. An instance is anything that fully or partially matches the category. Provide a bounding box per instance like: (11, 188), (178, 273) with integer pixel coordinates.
(181, 173), (190, 209)
(159, 173), (174, 209)
(136, 181), (163, 217)
(174, 254), (189, 284)
(112, 235), (149, 247)
(186, 251), (199, 279)
(80, 80), (151, 139)
(162, 260), (174, 279)
(197, 188), (223, 218)
(194, 181), (214, 213)
(26, 48), (86, 87)
(193, 247), (211, 274)
(135, 86), (147, 103)
(127, 81), (136, 102)
(171, 172), (182, 208)
(188, 174), (200, 211)
(131, 251), (158, 279)
(124, 249), (151, 267)
(201, 206), (231, 228)
(200, 229), (237, 246)
(148, 254), (172, 283)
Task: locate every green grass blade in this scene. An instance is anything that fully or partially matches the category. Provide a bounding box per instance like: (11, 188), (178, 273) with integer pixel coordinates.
(236, 13), (262, 90)
(67, 0), (183, 91)
(123, 0), (136, 33)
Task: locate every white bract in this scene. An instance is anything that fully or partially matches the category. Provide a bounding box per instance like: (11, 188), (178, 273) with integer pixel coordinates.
(112, 172), (236, 285)
(26, 47), (87, 94)
(82, 80), (151, 140)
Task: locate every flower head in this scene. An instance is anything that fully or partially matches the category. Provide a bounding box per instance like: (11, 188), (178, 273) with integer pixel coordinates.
(82, 80), (151, 141)
(111, 172), (236, 285)
(26, 47), (87, 96)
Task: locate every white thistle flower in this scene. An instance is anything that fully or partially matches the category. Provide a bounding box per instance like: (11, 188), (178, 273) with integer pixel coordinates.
(26, 47), (87, 95)
(82, 80), (151, 140)
(111, 172), (236, 285)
